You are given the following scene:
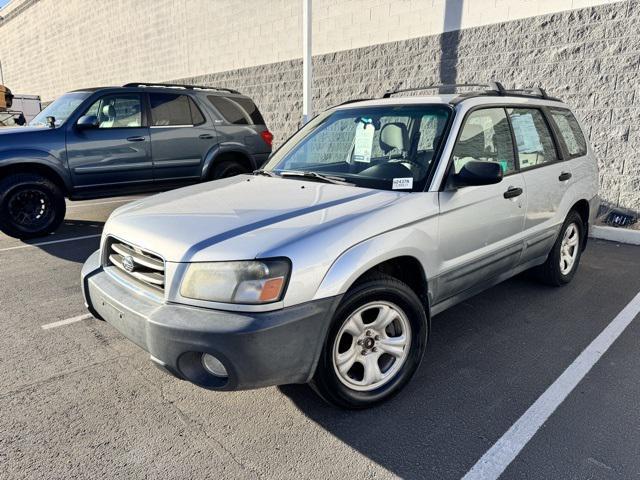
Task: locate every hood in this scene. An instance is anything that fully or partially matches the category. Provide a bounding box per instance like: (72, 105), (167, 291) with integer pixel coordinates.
(105, 175), (404, 262)
(0, 126), (48, 135)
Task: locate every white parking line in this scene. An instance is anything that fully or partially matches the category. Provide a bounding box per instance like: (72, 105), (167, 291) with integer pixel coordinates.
(66, 197), (140, 209)
(0, 234), (101, 252)
(463, 291), (640, 480)
(41, 313), (93, 330)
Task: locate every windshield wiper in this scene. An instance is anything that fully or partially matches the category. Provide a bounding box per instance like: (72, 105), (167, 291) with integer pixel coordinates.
(279, 170), (353, 186)
(253, 169), (279, 177)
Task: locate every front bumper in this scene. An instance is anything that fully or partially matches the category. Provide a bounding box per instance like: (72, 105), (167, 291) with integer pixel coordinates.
(81, 250), (341, 390)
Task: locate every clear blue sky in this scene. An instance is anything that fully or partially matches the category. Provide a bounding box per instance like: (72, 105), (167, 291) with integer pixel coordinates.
(0, 0), (10, 10)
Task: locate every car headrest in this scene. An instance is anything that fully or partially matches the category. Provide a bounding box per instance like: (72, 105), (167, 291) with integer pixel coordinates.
(380, 123), (408, 154)
(102, 104), (116, 119)
(456, 124), (485, 158)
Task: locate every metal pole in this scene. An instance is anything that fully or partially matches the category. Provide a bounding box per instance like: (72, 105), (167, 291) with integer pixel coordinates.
(302, 0), (312, 124)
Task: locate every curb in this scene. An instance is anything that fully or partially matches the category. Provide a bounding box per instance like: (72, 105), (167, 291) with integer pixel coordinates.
(589, 225), (640, 246)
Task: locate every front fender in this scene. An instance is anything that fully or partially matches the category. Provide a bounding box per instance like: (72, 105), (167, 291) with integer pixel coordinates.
(312, 225), (440, 307)
(0, 149), (72, 191)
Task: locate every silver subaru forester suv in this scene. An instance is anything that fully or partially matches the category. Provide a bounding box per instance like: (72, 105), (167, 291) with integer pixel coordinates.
(82, 83), (599, 408)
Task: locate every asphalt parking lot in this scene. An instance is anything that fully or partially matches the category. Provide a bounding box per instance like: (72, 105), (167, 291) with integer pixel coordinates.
(1, 195), (639, 480)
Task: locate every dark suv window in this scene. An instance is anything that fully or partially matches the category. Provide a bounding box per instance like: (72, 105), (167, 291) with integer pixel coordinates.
(82, 94), (143, 128)
(208, 95), (265, 125)
(149, 93), (205, 126)
(549, 108), (587, 157)
(507, 108), (558, 169)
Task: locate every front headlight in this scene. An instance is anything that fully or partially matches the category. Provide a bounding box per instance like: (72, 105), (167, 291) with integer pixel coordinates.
(180, 258), (291, 304)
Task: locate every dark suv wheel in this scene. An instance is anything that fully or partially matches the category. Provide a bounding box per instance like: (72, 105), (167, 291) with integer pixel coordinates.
(311, 274), (428, 409)
(0, 173), (66, 239)
(212, 160), (249, 179)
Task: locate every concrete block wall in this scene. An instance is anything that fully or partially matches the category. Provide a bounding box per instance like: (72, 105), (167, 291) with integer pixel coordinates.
(0, 0), (636, 209)
(179, 0), (639, 210)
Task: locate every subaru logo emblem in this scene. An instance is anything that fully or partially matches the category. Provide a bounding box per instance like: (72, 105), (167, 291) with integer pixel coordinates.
(122, 255), (135, 272)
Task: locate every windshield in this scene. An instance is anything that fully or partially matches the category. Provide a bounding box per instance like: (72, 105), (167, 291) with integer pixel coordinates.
(264, 104), (451, 191)
(29, 92), (90, 127)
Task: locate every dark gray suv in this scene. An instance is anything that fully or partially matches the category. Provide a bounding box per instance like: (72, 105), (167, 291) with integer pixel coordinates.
(0, 83), (272, 239)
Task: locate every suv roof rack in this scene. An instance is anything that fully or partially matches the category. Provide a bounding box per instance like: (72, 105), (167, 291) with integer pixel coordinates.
(382, 82), (503, 98)
(123, 82), (241, 94)
(382, 81), (562, 102)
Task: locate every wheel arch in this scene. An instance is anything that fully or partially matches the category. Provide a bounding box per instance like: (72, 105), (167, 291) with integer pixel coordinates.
(313, 231), (435, 319)
(203, 145), (255, 180)
(569, 199), (590, 250)
(0, 160), (70, 196)
(355, 256), (430, 315)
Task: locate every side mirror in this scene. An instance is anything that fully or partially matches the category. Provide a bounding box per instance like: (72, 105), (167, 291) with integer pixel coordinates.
(46, 116), (56, 128)
(450, 160), (503, 188)
(76, 115), (98, 130)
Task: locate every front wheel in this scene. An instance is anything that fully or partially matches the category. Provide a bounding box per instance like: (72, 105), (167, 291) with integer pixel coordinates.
(311, 274), (428, 409)
(0, 173), (66, 239)
(535, 210), (584, 286)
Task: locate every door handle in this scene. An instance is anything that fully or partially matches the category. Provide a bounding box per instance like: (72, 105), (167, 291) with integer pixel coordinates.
(126, 136), (145, 142)
(503, 186), (523, 199)
(199, 134), (214, 140)
(559, 172), (572, 181)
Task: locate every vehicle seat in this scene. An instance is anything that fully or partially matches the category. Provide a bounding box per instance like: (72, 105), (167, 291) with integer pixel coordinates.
(379, 122), (424, 177)
(380, 123), (408, 155)
(99, 104), (116, 129)
(453, 123), (485, 172)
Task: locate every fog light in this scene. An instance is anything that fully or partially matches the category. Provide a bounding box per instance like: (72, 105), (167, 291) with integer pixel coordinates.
(201, 354), (228, 378)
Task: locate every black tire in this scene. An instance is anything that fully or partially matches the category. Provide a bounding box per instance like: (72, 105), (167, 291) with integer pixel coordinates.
(0, 173), (66, 239)
(534, 210), (584, 286)
(211, 160), (249, 179)
(311, 274), (428, 409)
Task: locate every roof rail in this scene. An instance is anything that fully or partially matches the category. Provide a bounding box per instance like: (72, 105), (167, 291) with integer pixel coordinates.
(382, 81), (561, 102)
(383, 83), (496, 98)
(123, 82), (241, 94)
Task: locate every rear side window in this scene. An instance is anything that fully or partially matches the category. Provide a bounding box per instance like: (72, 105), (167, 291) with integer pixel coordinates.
(149, 93), (205, 126)
(549, 108), (587, 157)
(507, 108), (558, 169)
(208, 95), (265, 125)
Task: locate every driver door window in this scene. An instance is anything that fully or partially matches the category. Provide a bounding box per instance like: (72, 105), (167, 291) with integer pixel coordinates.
(452, 108), (515, 175)
(82, 94), (143, 129)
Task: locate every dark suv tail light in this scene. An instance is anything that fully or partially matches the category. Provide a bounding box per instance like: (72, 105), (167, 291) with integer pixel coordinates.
(260, 130), (274, 147)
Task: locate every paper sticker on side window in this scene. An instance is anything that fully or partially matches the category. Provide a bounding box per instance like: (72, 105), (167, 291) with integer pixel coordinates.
(353, 122), (375, 163)
(392, 177), (413, 190)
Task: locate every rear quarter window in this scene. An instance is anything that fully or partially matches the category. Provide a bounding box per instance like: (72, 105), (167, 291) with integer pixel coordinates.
(208, 95), (265, 125)
(549, 108), (587, 157)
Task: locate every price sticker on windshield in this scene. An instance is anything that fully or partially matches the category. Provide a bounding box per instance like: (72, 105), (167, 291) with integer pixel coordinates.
(353, 122), (375, 163)
(392, 177), (414, 190)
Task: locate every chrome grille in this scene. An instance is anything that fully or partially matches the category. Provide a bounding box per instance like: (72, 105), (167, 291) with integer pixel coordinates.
(105, 237), (165, 291)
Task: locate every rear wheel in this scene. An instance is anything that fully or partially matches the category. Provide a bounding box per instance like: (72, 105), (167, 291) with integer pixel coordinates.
(211, 160), (249, 179)
(311, 274), (428, 409)
(535, 210), (584, 286)
(0, 173), (66, 239)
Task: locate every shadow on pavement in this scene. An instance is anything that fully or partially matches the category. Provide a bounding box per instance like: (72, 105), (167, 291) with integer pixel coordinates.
(21, 219), (104, 263)
(280, 243), (640, 479)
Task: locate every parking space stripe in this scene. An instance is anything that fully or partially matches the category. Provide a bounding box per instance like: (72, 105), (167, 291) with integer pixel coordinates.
(463, 291), (640, 480)
(41, 313), (93, 330)
(0, 234), (101, 252)
(66, 198), (140, 208)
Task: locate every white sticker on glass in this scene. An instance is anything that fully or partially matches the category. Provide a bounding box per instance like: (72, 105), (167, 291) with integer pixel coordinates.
(392, 177), (414, 190)
(353, 122), (375, 163)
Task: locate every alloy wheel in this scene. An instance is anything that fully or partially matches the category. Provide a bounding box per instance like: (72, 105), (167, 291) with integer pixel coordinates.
(332, 301), (412, 392)
(559, 222), (580, 275)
